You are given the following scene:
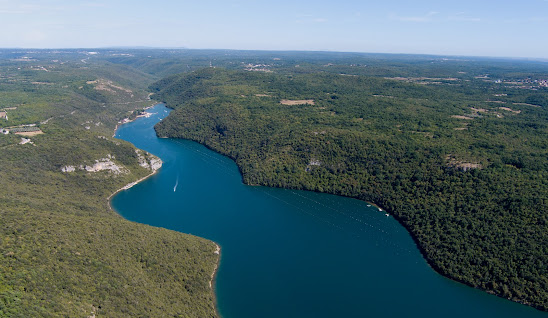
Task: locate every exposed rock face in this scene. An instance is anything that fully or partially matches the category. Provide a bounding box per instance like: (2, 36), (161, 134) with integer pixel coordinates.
(136, 149), (162, 171)
(149, 157), (162, 171)
(61, 165), (76, 172)
(83, 158), (128, 174)
(61, 155), (129, 175)
(19, 138), (32, 145)
(61, 152), (162, 175)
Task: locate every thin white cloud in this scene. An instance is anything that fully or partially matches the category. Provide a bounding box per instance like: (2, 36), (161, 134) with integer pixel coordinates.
(296, 16), (328, 24)
(0, 2), (67, 14)
(390, 11), (439, 23)
(503, 16), (548, 23)
(448, 16), (481, 22)
(81, 2), (108, 8)
(20, 4), (42, 10)
(0, 1), (37, 14)
(391, 11), (482, 23)
(0, 0), (97, 15)
(448, 12), (481, 22)
(0, 9), (27, 14)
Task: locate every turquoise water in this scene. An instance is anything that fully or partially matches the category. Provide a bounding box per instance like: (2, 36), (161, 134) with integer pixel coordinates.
(111, 104), (545, 318)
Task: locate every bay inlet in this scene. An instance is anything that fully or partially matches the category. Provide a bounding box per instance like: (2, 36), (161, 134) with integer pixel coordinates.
(111, 104), (544, 318)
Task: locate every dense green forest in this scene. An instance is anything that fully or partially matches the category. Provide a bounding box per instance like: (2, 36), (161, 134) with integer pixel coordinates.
(151, 67), (547, 311)
(0, 50), (219, 317)
(1, 48), (547, 316)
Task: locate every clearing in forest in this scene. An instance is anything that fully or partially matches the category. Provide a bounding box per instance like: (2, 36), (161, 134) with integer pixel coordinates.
(280, 99), (315, 105)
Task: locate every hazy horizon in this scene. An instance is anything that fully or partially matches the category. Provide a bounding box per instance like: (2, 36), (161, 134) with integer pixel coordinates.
(1, 0), (547, 59)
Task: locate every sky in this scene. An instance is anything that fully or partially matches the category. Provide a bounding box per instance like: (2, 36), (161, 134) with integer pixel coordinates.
(1, 0), (547, 58)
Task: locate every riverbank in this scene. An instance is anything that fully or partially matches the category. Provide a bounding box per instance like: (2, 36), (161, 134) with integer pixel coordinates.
(211, 243), (221, 318)
(112, 103), (158, 137)
(108, 111), (164, 203)
(106, 160), (222, 317)
(150, 66), (548, 312)
(108, 105), (222, 317)
(210, 244), (221, 288)
(108, 107), (164, 205)
(106, 166), (162, 205)
(157, 130), (546, 313)
(114, 103), (546, 317)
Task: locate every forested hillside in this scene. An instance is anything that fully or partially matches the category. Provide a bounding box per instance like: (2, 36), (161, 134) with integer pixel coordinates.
(0, 51), (219, 317)
(2, 48), (546, 316)
(152, 67), (548, 311)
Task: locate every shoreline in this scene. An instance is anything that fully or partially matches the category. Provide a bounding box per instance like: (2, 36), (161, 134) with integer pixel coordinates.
(106, 167), (162, 209)
(107, 104), (222, 317)
(110, 102), (545, 314)
(210, 243), (221, 318)
(209, 244), (221, 288)
(108, 104), (164, 207)
(167, 133), (547, 313)
(112, 103), (158, 137)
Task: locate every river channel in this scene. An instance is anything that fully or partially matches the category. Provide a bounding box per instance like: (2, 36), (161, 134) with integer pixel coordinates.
(111, 104), (544, 318)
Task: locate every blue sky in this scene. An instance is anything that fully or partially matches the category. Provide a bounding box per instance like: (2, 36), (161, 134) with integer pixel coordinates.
(1, 0), (547, 58)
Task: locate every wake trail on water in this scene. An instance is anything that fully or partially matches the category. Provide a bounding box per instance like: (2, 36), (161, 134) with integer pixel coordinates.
(259, 190), (344, 231)
(174, 175), (179, 192)
(262, 189), (413, 254)
(290, 190), (389, 234)
(171, 140), (240, 178)
(166, 138), (411, 253)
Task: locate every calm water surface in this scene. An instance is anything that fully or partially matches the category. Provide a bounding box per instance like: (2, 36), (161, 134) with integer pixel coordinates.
(111, 104), (545, 318)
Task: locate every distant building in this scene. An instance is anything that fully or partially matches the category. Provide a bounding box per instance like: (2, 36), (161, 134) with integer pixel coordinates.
(10, 127), (41, 134)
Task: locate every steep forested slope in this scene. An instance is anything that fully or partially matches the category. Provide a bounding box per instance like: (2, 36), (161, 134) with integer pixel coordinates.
(152, 67), (547, 311)
(0, 53), (219, 317)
